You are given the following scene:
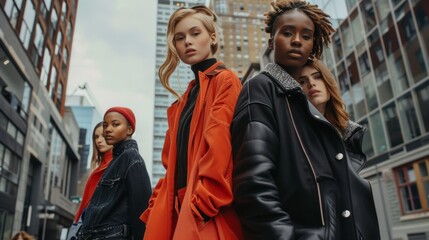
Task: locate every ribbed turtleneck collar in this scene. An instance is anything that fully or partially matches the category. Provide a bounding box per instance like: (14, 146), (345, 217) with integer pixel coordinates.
(113, 139), (138, 158)
(191, 58), (217, 85)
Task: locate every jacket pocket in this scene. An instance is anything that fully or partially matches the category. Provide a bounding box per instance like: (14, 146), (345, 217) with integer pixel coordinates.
(95, 177), (121, 207)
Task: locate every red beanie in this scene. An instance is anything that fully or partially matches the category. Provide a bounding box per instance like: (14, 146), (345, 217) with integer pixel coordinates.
(104, 107), (136, 133)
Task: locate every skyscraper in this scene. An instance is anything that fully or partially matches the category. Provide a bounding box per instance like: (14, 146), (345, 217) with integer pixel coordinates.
(210, 0), (268, 77)
(1, 0), (80, 239)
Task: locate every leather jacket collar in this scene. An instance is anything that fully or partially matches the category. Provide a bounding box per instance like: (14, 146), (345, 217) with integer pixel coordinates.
(262, 63), (301, 92)
(113, 139), (138, 158)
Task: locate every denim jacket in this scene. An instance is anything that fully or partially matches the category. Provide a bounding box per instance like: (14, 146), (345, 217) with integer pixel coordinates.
(80, 139), (152, 239)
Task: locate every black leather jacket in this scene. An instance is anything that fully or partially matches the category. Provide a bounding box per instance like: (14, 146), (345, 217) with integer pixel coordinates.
(80, 139), (152, 240)
(231, 63), (380, 240)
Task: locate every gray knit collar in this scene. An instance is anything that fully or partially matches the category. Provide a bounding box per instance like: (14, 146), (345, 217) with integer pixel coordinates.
(261, 63), (301, 92)
(343, 120), (364, 141)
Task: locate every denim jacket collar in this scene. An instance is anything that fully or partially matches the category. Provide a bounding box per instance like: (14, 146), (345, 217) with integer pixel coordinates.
(113, 139), (138, 158)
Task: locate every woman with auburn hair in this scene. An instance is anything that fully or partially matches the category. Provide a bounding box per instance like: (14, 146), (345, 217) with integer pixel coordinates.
(140, 5), (242, 240)
(67, 122), (113, 240)
(298, 59), (367, 173)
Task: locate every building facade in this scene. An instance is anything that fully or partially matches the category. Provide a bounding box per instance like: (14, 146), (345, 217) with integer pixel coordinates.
(322, 0), (429, 239)
(210, 0), (268, 77)
(0, 0), (80, 239)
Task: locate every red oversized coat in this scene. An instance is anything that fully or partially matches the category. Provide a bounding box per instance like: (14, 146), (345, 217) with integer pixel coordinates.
(141, 62), (242, 240)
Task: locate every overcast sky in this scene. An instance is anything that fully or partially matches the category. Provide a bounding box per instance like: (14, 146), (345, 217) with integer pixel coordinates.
(68, 1), (157, 173)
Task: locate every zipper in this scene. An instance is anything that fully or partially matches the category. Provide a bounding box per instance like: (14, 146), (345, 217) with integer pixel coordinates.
(285, 96), (325, 226)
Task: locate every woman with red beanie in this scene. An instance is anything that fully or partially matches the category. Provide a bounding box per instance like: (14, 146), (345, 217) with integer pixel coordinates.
(77, 107), (152, 240)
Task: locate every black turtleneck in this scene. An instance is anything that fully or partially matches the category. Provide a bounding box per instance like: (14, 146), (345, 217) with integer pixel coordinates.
(175, 58), (217, 194)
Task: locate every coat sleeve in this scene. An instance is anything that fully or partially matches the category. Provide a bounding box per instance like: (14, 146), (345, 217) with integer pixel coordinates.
(230, 77), (295, 240)
(126, 155), (152, 240)
(190, 71), (242, 220)
(140, 128), (171, 223)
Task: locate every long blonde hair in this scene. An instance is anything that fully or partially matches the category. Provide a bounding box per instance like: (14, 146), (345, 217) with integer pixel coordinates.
(305, 59), (349, 131)
(159, 6), (219, 98)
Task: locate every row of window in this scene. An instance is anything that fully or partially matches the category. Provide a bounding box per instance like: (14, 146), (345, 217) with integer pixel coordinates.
(0, 111), (25, 146)
(0, 142), (20, 197)
(3, 0), (75, 114)
(322, 0), (429, 158)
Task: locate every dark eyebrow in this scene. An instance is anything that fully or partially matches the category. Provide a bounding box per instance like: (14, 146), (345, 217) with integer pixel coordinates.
(279, 25), (314, 33)
(174, 26), (201, 36)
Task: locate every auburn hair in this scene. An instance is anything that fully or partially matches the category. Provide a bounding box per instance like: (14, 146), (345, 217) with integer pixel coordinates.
(90, 122), (104, 170)
(305, 59), (349, 132)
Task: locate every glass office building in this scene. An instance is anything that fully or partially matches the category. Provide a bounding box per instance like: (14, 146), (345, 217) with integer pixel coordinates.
(321, 0), (429, 239)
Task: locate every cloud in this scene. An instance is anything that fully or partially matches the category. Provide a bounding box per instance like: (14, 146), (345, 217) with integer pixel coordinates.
(67, 0), (157, 175)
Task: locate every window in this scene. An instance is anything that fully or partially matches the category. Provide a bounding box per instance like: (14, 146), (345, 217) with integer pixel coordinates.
(340, 20), (354, 56)
(49, 66), (57, 98)
(416, 81), (429, 133)
(4, 0), (22, 28)
(374, 62), (393, 104)
(374, 0), (390, 22)
(369, 111), (388, 154)
(398, 93), (421, 141)
(360, 0), (377, 33)
(0, 144), (20, 196)
(360, 119), (374, 157)
(395, 159), (429, 214)
(382, 103), (403, 147)
(397, 2), (428, 83)
(19, 0), (36, 49)
(41, 49), (51, 87)
(49, 9), (58, 39)
(414, 1), (429, 63)
(31, 23), (44, 66)
(361, 74), (378, 111)
(55, 31), (63, 56)
(332, 32), (343, 62)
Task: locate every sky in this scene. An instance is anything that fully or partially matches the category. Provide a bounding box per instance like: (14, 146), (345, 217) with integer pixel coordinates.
(67, 1), (158, 174)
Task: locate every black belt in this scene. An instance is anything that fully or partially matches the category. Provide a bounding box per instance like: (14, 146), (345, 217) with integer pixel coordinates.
(78, 224), (130, 240)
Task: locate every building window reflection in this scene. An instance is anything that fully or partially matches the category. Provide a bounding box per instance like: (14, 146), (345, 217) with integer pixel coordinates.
(383, 102), (404, 148)
(369, 111), (388, 154)
(416, 81), (429, 133)
(398, 93), (421, 141)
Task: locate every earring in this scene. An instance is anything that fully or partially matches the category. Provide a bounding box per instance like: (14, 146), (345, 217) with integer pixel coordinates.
(211, 42), (215, 46)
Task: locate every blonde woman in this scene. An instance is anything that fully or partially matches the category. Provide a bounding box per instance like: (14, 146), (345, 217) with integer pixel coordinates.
(140, 5), (242, 240)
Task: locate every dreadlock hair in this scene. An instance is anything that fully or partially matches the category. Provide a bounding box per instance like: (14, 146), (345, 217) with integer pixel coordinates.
(303, 59), (349, 132)
(265, 0), (335, 59)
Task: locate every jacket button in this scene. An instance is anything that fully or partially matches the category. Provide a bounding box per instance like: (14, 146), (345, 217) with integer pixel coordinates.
(335, 153), (344, 160)
(342, 210), (351, 218)
(314, 114), (320, 119)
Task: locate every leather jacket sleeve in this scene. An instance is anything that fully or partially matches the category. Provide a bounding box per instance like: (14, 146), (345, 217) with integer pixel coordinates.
(231, 78), (295, 240)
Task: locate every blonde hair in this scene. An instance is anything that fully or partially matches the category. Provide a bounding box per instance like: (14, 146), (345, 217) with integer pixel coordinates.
(304, 59), (349, 131)
(159, 5), (219, 98)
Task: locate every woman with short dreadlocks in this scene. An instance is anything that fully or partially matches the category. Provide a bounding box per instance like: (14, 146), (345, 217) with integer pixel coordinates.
(230, 1), (380, 239)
